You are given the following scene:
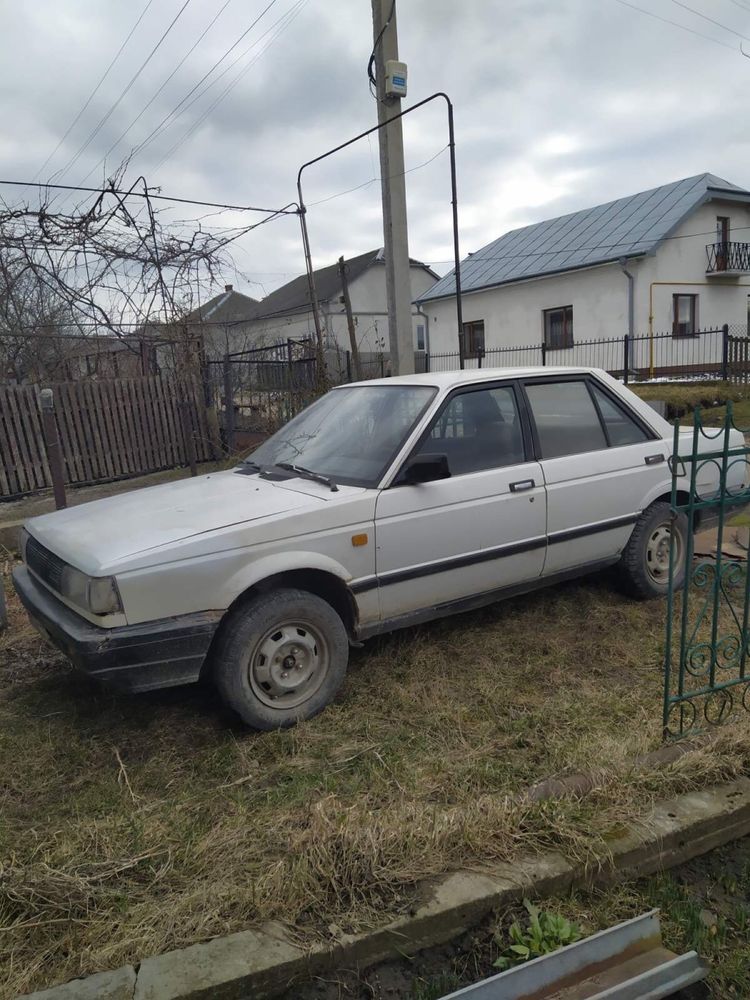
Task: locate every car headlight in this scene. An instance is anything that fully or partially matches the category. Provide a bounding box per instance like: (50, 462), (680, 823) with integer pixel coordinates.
(60, 566), (122, 615)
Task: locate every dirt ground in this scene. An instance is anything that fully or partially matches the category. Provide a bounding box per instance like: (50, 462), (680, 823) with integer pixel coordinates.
(285, 837), (750, 999)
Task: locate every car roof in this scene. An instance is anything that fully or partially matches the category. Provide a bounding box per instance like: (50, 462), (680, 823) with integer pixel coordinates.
(340, 366), (603, 390)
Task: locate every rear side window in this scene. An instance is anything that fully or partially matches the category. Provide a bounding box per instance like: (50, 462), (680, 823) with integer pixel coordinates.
(590, 384), (650, 447)
(526, 380), (607, 459)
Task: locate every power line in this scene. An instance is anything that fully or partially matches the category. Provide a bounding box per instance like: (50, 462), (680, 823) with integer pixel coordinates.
(78, 0), (236, 188)
(612, 0), (738, 49)
(307, 144), (449, 207)
(727, 0), (750, 14)
(126, 0), (281, 163)
(671, 0), (750, 41)
(51, 0), (195, 186)
(154, 0), (311, 170)
(0, 178), (297, 214)
(32, 0), (157, 185)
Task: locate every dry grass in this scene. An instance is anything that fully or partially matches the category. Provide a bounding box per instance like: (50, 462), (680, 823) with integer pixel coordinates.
(2, 560), (750, 997)
(629, 381), (750, 420)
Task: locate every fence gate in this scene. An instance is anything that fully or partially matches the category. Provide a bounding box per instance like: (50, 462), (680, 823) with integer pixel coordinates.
(663, 402), (750, 738)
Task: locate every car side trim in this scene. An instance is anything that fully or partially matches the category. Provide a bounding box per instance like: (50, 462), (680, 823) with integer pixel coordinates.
(350, 512), (638, 595)
(350, 535), (548, 594)
(547, 513), (638, 546)
(356, 557), (621, 640)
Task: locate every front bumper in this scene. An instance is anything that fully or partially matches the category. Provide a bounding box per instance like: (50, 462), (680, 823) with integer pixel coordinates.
(12, 566), (220, 692)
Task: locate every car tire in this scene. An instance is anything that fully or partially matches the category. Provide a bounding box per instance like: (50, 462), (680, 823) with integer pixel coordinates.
(618, 500), (688, 600)
(213, 588), (349, 730)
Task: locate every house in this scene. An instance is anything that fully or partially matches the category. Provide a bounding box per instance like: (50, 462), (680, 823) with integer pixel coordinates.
(418, 173), (750, 366)
(182, 284), (260, 358)
(234, 248), (439, 359)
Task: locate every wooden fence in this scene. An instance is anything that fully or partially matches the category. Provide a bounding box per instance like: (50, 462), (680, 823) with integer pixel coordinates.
(0, 375), (217, 500)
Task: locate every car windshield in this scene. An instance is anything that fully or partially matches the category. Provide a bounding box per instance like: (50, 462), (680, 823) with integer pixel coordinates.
(246, 384), (437, 488)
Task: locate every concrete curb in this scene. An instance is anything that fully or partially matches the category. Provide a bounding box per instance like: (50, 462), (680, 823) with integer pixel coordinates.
(20, 775), (750, 1000)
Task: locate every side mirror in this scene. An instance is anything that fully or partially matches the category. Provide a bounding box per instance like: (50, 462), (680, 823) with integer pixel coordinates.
(401, 452), (451, 484)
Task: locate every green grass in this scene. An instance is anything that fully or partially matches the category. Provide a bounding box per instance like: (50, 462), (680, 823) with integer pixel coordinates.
(3, 562), (750, 998)
(552, 840), (750, 998)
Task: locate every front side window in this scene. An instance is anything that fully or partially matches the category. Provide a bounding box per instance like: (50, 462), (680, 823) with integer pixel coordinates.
(413, 385), (525, 476)
(526, 380), (606, 459)
(248, 384), (437, 488)
(543, 305), (574, 349)
(673, 294), (698, 337)
(462, 320), (485, 358)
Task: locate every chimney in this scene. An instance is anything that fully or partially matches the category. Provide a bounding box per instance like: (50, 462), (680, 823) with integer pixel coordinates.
(224, 283), (233, 293)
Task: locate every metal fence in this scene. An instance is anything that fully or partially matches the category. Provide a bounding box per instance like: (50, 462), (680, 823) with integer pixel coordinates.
(422, 325), (746, 383)
(209, 324), (750, 455)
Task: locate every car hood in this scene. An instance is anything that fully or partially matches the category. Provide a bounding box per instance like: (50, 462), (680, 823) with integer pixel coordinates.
(26, 470), (325, 574)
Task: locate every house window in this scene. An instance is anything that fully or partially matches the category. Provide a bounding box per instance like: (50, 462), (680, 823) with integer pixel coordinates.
(543, 305), (573, 349)
(462, 320), (485, 358)
(416, 323), (425, 351)
(716, 217), (730, 272)
(672, 294), (698, 337)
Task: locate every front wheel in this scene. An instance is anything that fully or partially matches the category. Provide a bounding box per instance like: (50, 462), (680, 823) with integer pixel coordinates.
(618, 501), (688, 599)
(214, 588), (349, 730)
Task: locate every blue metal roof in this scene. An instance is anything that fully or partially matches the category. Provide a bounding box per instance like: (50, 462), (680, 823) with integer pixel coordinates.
(419, 173), (750, 302)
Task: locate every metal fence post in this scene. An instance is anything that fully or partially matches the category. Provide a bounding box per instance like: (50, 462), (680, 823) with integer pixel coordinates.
(541, 342), (547, 367)
(623, 334), (630, 385)
(39, 388), (67, 510)
(425, 352), (430, 373)
(722, 323), (730, 381)
(346, 350), (352, 382)
(223, 354), (235, 455)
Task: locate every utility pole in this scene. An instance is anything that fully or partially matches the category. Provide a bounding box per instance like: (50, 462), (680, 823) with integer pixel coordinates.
(338, 256), (363, 381)
(371, 0), (414, 375)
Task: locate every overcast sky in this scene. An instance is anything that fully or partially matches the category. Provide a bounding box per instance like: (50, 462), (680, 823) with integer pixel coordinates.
(1, 0), (749, 298)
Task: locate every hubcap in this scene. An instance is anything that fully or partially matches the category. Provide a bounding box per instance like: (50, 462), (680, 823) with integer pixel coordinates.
(248, 620), (329, 709)
(646, 522), (681, 583)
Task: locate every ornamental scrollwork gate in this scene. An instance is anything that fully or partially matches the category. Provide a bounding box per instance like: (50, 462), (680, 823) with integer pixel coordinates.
(663, 402), (750, 738)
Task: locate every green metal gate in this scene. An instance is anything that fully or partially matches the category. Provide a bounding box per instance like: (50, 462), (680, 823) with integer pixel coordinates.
(663, 402), (750, 738)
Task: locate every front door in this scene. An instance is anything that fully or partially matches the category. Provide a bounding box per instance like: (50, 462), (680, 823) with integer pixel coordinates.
(374, 381), (547, 620)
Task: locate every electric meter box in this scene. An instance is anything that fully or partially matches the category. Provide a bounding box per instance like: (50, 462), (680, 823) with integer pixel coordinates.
(385, 60), (408, 99)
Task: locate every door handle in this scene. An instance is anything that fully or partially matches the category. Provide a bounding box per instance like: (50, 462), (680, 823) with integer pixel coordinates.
(510, 479), (535, 492)
(645, 453), (665, 466)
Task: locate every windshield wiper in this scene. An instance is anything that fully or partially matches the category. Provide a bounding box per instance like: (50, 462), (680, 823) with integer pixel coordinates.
(274, 462), (339, 492)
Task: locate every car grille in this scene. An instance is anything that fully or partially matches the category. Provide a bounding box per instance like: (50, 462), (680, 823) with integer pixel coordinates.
(26, 536), (67, 594)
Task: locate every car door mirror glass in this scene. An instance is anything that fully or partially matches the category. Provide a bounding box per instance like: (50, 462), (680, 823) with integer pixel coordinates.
(402, 453), (451, 484)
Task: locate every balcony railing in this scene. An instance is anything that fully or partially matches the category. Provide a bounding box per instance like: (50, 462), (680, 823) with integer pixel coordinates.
(706, 241), (750, 274)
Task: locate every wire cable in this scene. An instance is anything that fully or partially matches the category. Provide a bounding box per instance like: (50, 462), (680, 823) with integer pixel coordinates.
(32, 0), (157, 185)
(307, 144), (449, 207)
(612, 0), (738, 49)
(51, 0), (195, 186)
(0, 178), (298, 214)
(78, 0), (235, 187)
(153, 0), (310, 170)
(126, 0), (281, 162)
(368, 0), (396, 97)
(671, 0), (750, 41)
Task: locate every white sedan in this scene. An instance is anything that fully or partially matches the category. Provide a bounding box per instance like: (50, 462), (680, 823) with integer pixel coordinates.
(13, 367), (739, 729)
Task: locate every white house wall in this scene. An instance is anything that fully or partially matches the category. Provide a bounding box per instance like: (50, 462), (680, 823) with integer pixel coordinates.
(424, 196), (750, 370)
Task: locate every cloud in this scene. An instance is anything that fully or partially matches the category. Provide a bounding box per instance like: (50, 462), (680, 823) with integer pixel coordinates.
(0, 0), (749, 295)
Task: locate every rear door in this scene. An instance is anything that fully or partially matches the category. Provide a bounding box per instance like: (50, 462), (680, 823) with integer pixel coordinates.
(373, 380), (547, 620)
(522, 375), (667, 576)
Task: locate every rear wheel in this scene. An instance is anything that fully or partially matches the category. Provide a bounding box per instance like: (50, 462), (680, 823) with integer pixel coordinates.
(214, 588), (349, 729)
(618, 500), (688, 599)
